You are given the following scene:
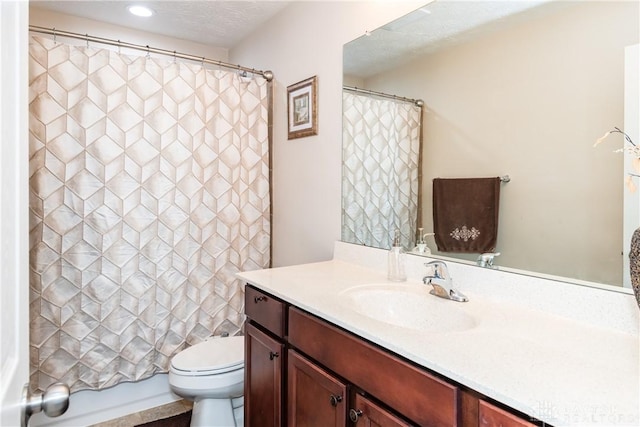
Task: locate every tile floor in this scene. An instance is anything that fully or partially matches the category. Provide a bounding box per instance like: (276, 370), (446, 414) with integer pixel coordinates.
(90, 400), (193, 427)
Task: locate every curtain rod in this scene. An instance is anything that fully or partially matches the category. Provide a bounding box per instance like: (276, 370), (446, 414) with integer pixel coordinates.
(343, 85), (423, 107)
(29, 25), (274, 81)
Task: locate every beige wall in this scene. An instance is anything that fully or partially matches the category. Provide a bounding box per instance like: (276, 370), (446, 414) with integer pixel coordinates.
(231, 1), (423, 267)
(361, 1), (639, 285)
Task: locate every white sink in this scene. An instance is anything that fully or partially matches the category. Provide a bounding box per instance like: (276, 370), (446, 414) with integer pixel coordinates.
(340, 283), (477, 332)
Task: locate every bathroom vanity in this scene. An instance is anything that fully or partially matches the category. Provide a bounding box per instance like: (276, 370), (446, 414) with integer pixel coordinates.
(239, 242), (639, 427)
(245, 285), (533, 426)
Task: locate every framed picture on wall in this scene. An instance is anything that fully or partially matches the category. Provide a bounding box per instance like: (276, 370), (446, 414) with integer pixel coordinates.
(287, 76), (318, 139)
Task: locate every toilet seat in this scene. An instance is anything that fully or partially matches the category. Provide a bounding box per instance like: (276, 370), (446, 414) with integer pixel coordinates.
(171, 336), (244, 376)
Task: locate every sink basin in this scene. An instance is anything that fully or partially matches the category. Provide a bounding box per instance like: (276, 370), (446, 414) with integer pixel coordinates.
(340, 284), (477, 332)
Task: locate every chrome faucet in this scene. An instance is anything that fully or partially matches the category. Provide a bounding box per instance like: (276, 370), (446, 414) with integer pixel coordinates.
(477, 252), (500, 268)
(422, 261), (468, 302)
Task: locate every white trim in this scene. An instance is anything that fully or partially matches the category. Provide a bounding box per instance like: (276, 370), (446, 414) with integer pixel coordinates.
(623, 43), (640, 288)
(0, 1), (30, 425)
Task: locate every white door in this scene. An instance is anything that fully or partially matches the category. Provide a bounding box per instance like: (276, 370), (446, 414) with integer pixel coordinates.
(0, 1), (30, 426)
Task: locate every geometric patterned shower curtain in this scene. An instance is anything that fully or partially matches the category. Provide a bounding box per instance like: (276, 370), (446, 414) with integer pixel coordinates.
(342, 91), (421, 250)
(28, 36), (270, 393)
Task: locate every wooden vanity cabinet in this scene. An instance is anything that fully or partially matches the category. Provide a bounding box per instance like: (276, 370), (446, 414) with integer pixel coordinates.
(479, 400), (537, 427)
(350, 393), (414, 427)
(244, 285), (542, 427)
(288, 306), (458, 426)
(287, 348), (412, 427)
(287, 349), (348, 427)
(245, 286), (287, 426)
(245, 323), (284, 426)
(245, 285), (286, 337)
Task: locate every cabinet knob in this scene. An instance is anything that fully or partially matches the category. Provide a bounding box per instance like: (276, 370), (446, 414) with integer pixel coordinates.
(329, 394), (343, 407)
(269, 351), (279, 360)
(254, 295), (266, 303)
(349, 409), (363, 422)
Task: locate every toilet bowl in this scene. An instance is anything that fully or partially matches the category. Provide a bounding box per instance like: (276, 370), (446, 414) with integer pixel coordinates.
(169, 336), (245, 427)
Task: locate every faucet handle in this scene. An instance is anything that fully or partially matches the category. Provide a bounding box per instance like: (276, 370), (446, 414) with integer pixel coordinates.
(477, 252), (500, 268)
(424, 260), (449, 279)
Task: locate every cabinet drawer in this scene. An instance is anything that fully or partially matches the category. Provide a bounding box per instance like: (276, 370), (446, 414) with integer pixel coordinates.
(245, 285), (286, 338)
(479, 400), (536, 427)
(288, 307), (459, 427)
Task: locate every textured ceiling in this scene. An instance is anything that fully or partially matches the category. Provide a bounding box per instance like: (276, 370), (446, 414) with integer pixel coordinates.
(31, 1), (292, 49)
(32, 0), (563, 79)
(344, 0), (561, 79)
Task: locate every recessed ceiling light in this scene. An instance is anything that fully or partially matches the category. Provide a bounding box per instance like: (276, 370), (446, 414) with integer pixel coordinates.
(128, 5), (155, 17)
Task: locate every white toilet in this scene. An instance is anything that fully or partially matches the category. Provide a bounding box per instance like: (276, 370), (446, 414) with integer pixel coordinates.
(169, 336), (245, 427)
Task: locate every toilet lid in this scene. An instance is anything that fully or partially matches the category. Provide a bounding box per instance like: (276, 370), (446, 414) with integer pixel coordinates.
(171, 336), (244, 374)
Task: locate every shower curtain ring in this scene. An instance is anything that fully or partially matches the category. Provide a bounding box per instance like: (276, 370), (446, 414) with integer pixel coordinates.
(117, 40), (121, 55)
(173, 50), (177, 64)
(53, 28), (57, 44)
(86, 34), (89, 48)
(146, 45), (150, 59)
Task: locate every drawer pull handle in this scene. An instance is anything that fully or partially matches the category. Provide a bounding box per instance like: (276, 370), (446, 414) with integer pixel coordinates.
(329, 394), (343, 407)
(254, 296), (266, 303)
(349, 409), (363, 422)
(269, 351), (279, 360)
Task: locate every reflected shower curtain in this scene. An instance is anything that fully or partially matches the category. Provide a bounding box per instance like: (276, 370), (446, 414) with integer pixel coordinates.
(342, 91), (421, 249)
(28, 36), (270, 392)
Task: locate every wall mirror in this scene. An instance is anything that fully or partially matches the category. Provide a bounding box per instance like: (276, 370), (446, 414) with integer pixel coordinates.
(342, 0), (639, 290)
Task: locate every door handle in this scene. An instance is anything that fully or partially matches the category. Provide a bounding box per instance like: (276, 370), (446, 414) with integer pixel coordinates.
(21, 382), (70, 427)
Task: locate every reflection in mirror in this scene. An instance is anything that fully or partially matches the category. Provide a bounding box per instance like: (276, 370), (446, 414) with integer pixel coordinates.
(342, 0), (639, 289)
(341, 87), (423, 250)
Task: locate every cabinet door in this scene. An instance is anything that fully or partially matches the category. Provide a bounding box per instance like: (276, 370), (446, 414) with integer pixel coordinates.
(288, 350), (348, 427)
(479, 400), (536, 427)
(288, 307), (458, 426)
(245, 323), (284, 427)
(349, 393), (414, 427)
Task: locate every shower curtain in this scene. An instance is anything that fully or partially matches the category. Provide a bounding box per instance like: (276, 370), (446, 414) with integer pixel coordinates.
(28, 36), (271, 392)
(342, 91), (421, 250)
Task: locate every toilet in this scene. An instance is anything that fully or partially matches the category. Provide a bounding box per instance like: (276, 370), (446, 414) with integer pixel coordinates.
(169, 336), (245, 427)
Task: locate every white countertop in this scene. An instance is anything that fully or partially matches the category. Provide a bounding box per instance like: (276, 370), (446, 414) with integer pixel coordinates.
(238, 247), (640, 427)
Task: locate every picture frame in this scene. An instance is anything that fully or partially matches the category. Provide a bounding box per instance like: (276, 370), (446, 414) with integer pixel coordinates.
(287, 76), (318, 139)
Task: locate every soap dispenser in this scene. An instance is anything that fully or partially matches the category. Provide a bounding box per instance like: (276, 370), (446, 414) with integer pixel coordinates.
(388, 229), (407, 282)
